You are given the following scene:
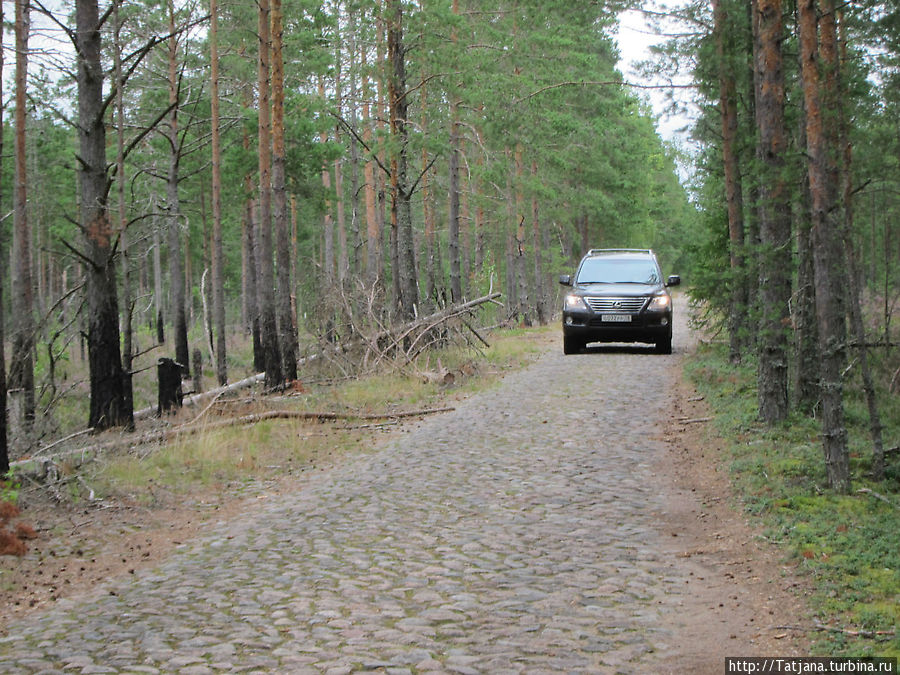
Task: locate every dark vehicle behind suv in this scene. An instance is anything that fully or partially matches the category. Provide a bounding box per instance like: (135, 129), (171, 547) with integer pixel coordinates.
(559, 249), (680, 355)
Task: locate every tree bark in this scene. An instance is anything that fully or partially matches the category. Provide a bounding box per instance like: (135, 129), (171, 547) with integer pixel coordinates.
(271, 0), (297, 382)
(153, 210), (165, 344)
(0, 277), (7, 472)
(320, 76), (336, 292)
(713, 0), (748, 364)
(334, 32), (348, 288)
(421, 73), (436, 309)
(798, 0), (849, 492)
(531, 161), (546, 323)
(362, 52), (379, 289)
(0, 0), (6, 470)
(347, 8), (362, 283)
(791, 3), (819, 413)
(244, 199), (264, 373)
(753, 0), (792, 424)
(113, 0), (134, 427)
(76, 0), (129, 430)
(387, 0), (418, 321)
(257, 0), (282, 389)
(9, 0), (35, 428)
(210, 0), (227, 386)
(834, 10), (883, 478)
(166, 0), (189, 377)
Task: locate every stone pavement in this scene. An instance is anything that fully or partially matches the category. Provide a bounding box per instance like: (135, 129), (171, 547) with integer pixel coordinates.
(0, 335), (691, 674)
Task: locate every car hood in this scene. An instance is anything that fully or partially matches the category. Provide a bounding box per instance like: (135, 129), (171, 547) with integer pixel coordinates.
(570, 282), (664, 297)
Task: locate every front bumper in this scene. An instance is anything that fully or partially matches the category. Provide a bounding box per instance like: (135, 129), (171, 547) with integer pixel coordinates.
(562, 309), (672, 344)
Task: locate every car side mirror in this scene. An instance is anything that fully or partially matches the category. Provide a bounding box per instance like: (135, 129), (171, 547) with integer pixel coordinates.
(559, 274), (572, 286)
(666, 275), (681, 287)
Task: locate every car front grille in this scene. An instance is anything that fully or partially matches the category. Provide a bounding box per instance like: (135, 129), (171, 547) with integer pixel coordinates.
(585, 297), (647, 313)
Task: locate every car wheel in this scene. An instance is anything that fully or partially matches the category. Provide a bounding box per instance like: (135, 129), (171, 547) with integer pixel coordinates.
(563, 336), (583, 355)
(655, 334), (672, 354)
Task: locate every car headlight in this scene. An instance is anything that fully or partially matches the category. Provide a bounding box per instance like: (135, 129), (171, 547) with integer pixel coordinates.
(564, 294), (588, 311)
(648, 294), (670, 311)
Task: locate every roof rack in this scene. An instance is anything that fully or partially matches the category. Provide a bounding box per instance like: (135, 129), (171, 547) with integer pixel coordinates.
(586, 248), (653, 256)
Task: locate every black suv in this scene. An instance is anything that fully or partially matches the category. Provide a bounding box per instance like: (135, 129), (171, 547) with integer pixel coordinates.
(559, 249), (680, 355)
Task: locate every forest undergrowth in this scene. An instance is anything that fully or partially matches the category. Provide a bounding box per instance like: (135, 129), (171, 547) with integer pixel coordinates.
(0, 321), (551, 555)
(685, 336), (900, 657)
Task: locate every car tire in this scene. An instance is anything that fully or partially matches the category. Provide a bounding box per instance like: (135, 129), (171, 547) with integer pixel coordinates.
(655, 334), (672, 354)
(563, 336), (583, 355)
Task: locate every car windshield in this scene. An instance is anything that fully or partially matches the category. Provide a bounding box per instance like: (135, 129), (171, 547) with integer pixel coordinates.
(576, 258), (660, 285)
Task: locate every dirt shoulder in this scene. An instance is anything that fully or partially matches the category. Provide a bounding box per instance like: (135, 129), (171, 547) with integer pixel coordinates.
(654, 374), (812, 671)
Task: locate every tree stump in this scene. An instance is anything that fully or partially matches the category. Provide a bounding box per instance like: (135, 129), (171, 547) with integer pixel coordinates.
(157, 358), (184, 416)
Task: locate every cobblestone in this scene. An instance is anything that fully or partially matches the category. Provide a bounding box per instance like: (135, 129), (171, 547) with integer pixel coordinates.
(0, 338), (691, 673)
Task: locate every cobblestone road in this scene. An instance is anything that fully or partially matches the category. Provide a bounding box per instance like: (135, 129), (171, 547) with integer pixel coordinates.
(0, 328), (694, 674)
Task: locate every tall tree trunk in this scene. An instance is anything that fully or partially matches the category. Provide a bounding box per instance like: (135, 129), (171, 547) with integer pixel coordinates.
(320, 76), (335, 292)
(113, 0), (134, 424)
(0, 0), (7, 471)
(753, 0), (792, 424)
(271, 0), (297, 382)
(798, 0), (849, 492)
(835, 10), (883, 478)
(166, 0), (189, 376)
(9, 0), (35, 429)
(531, 161), (546, 323)
(210, 0), (227, 386)
(792, 6), (819, 413)
(0, 278), (6, 471)
(362, 50), (379, 289)
(794, 173), (819, 411)
(334, 32), (348, 287)
(421, 79), (436, 308)
(257, 0), (282, 389)
(244, 199), (264, 373)
(447, 0), (462, 304)
(460, 159), (471, 292)
(153, 208), (165, 344)
(514, 146), (530, 325)
(505, 161), (518, 318)
(448, 117), (462, 304)
(714, 0), (748, 364)
(347, 8), (362, 283)
(76, 0), (128, 430)
(387, 0), (418, 320)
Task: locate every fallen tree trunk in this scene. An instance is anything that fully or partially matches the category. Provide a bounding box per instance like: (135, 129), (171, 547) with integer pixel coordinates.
(133, 371), (266, 421)
(11, 405), (456, 479)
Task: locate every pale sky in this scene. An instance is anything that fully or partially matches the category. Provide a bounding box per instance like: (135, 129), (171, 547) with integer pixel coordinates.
(613, 7), (697, 148)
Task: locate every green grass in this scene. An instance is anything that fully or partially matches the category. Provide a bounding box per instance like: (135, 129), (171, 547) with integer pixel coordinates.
(685, 341), (900, 656)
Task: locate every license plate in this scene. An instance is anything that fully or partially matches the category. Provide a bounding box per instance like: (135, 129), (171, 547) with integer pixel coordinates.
(601, 314), (632, 323)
